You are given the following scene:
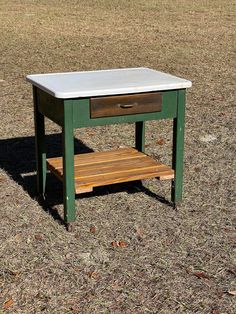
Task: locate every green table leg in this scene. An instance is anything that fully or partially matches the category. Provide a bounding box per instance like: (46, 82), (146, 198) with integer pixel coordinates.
(171, 89), (186, 208)
(33, 86), (46, 196)
(135, 121), (145, 152)
(62, 100), (76, 231)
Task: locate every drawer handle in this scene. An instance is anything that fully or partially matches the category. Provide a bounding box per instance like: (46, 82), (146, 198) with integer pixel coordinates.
(118, 103), (137, 109)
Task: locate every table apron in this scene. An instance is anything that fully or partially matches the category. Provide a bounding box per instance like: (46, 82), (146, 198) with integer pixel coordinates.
(37, 89), (64, 126)
(36, 89), (179, 128)
(71, 90), (178, 128)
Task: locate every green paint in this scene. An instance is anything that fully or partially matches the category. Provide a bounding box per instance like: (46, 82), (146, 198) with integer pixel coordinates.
(72, 90), (178, 128)
(33, 86), (187, 225)
(33, 86), (47, 195)
(62, 100), (76, 223)
(37, 89), (64, 126)
(171, 89), (186, 204)
(135, 121), (145, 152)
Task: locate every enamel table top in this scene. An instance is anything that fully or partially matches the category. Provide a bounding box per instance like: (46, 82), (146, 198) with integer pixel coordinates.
(27, 67), (192, 99)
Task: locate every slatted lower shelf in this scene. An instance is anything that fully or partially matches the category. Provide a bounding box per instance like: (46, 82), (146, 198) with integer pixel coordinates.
(47, 148), (174, 194)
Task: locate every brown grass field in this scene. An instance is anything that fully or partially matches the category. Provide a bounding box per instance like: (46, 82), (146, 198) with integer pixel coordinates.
(0, 0), (236, 313)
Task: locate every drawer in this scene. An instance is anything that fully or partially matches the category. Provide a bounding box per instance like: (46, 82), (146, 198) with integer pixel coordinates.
(90, 92), (162, 118)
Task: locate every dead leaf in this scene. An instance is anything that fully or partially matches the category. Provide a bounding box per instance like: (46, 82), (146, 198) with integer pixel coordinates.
(88, 271), (98, 279)
(35, 234), (44, 241)
(90, 225), (96, 234)
(218, 112), (225, 117)
(193, 271), (210, 280)
(3, 298), (13, 309)
(15, 234), (22, 242)
(228, 290), (236, 296)
(111, 240), (128, 248)
(88, 131), (96, 136)
(186, 266), (193, 274)
(193, 166), (201, 172)
(118, 241), (128, 248)
(65, 253), (73, 259)
(111, 281), (122, 290)
(156, 138), (165, 145)
(111, 241), (119, 247)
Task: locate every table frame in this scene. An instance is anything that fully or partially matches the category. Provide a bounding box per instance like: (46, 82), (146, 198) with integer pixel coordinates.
(33, 86), (186, 230)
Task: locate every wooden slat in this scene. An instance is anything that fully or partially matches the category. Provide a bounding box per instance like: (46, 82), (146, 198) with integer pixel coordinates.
(75, 168), (174, 194)
(75, 167), (173, 193)
(48, 147), (143, 169)
(46, 148), (174, 194)
(74, 156), (164, 179)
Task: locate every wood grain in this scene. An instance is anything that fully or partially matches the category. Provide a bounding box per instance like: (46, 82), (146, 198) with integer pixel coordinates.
(90, 92), (162, 118)
(47, 148), (174, 194)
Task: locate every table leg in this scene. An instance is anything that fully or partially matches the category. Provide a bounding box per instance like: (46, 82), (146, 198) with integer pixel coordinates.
(33, 87), (46, 196)
(62, 101), (76, 230)
(135, 121), (145, 152)
(171, 90), (186, 208)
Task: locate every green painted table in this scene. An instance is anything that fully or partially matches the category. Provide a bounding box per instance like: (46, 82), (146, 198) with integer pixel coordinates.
(27, 68), (192, 231)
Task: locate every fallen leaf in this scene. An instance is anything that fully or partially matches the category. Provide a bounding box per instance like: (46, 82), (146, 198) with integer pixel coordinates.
(3, 298), (13, 309)
(193, 271), (210, 280)
(111, 241), (119, 247)
(111, 240), (128, 248)
(65, 253), (73, 259)
(90, 225), (96, 234)
(88, 271), (98, 279)
(218, 112), (225, 117)
(186, 266), (193, 274)
(156, 138), (165, 145)
(228, 290), (236, 296)
(118, 240), (128, 248)
(15, 234), (22, 242)
(193, 166), (201, 173)
(111, 281), (122, 290)
(35, 234), (44, 241)
(88, 131), (96, 136)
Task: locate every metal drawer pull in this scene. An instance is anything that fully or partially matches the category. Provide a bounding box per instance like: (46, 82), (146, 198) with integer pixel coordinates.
(118, 103), (137, 109)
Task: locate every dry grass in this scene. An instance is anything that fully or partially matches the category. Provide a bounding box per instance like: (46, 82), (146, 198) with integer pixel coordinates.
(0, 0), (236, 313)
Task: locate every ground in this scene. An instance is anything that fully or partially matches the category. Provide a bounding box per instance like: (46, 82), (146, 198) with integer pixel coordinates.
(0, 0), (235, 313)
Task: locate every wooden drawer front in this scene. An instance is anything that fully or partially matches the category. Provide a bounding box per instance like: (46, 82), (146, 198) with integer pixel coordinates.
(90, 92), (162, 118)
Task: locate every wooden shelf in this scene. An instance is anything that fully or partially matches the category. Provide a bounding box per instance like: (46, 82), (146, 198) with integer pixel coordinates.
(47, 148), (174, 194)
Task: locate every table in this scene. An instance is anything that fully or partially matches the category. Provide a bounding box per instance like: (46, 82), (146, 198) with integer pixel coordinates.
(27, 68), (192, 231)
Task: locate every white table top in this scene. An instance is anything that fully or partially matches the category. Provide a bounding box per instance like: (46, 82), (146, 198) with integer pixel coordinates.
(26, 67), (192, 99)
